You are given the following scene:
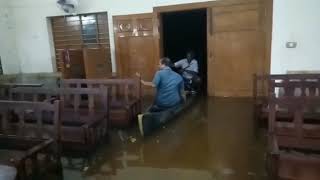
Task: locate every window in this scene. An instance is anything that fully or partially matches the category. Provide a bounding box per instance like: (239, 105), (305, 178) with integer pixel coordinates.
(81, 15), (98, 44)
(50, 12), (110, 72)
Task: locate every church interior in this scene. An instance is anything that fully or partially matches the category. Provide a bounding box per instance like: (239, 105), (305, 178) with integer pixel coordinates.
(0, 0), (319, 179)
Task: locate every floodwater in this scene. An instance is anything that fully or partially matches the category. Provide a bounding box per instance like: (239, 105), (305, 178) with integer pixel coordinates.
(63, 97), (267, 180)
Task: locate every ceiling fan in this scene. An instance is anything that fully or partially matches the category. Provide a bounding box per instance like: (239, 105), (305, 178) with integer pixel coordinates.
(57, 0), (79, 14)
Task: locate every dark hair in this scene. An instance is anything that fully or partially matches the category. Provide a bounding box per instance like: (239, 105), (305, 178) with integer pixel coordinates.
(160, 57), (171, 66)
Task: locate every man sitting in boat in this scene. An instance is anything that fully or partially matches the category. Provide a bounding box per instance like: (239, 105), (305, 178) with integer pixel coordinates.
(138, 57), (185, 112)
(174, 51), (200, 93)
(137, 58), (185, 136)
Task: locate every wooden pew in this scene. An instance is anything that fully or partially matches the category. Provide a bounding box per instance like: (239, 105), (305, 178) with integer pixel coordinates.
(0, 100), (62, 179)
(267, 95), (320, 180)
(9, 87), (109, 154)
(0, 83), (44, 100)
(60, 78), (142, 127)
(253, 74), (320, 124)
(268, 74), (320, 97)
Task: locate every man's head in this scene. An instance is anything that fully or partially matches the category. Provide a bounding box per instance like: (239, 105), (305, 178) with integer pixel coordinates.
(159, 57), (171, 69)
(186, 51), (195, 62)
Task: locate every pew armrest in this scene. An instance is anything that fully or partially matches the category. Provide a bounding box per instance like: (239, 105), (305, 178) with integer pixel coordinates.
(24, 139), (54, 160)
(126, 99), (141, 109)
(81, 117), (104, 129)
(267, 133), (280, 179)
(268, 132), (280, 155)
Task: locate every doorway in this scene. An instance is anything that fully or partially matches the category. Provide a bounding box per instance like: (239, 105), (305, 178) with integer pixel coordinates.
(161, 9), (207, 95)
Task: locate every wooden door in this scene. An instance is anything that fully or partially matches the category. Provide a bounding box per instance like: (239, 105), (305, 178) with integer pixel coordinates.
(59, 49), (86, 79)
(207, 1), (267, 97)
(83, 48), (112, 79)
(113, 13), (156, 81)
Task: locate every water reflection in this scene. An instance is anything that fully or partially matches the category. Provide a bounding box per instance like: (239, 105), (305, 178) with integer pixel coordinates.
(63, 97), (267, 180)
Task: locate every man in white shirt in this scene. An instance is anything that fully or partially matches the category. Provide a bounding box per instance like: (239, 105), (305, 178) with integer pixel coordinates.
(174, 51), (199, 91)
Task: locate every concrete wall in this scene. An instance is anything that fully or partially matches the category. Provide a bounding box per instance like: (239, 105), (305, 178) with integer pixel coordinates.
(3, 0), (320, 74)
(271, 0), (320, 74)
(0, 0), (20, 74)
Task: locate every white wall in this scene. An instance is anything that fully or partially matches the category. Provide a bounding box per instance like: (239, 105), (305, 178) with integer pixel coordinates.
(0, 0), (20, 74)
(271, 0), (320, 74)
(4, 0), (320, 74)
(8, 0), (210, 73)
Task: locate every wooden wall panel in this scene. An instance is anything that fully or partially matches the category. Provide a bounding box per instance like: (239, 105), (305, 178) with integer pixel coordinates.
(209, 31), (260, 96)
(207, 2), (266, 97)
(128, 37), (155, 80)
(59, 49), (86, 79)
(114, 13), (156, 95)
(83, 48), (112, 79)
(213, 8), (259, 32)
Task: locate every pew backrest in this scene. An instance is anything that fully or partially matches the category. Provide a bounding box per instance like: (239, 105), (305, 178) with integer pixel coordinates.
(9, 87), (109, 115)
(268, 95), (320, 151)
(60, 78), (141, 106)
(268, 74), (320, 97)
(0, 100), (61, 140)
(254, 74), (320, 103)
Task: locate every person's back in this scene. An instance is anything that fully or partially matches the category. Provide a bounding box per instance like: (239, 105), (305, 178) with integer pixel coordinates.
(153, 67), (183, 108)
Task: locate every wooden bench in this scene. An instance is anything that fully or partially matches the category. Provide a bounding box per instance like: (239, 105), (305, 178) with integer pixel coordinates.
(267, 95), (320, 180)
(253, 74), (320, 124)
(60, 78), (142, 127)
(9, 87), (109, 154)
(0, 100), (62, 179)
(0, 83), (44, 100)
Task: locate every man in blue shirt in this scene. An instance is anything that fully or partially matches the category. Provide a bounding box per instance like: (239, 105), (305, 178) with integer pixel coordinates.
(139, 57), (185, 112)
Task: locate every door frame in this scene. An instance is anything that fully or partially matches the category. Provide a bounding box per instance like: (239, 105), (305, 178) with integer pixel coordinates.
(153, 0), (266, 59)
(153, 0), (273, 96)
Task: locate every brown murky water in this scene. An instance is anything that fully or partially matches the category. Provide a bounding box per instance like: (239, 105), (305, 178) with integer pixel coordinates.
(63, 97), (267, 180)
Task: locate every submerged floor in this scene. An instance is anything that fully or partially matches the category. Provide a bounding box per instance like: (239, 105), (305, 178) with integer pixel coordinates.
(63, 97), (267, 180)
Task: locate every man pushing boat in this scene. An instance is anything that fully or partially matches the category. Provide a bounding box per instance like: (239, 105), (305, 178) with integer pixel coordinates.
(136, 57), (186, 136)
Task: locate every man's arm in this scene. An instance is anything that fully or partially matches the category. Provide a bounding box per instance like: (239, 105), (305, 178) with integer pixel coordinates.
(174, 59), (184, 68)
(141, 80), (155, 87)
(136, 72), (157, 88)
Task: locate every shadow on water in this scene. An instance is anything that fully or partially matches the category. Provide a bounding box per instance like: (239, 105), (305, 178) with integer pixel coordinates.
(63, 97), (267, 180)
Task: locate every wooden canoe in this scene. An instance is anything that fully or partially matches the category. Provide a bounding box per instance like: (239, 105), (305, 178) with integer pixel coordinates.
(138, 95), (196, 137)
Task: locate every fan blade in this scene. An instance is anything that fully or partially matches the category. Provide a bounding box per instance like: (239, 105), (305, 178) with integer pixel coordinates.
(57, 0), (66, 5)
(65, 3), (75, 8)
